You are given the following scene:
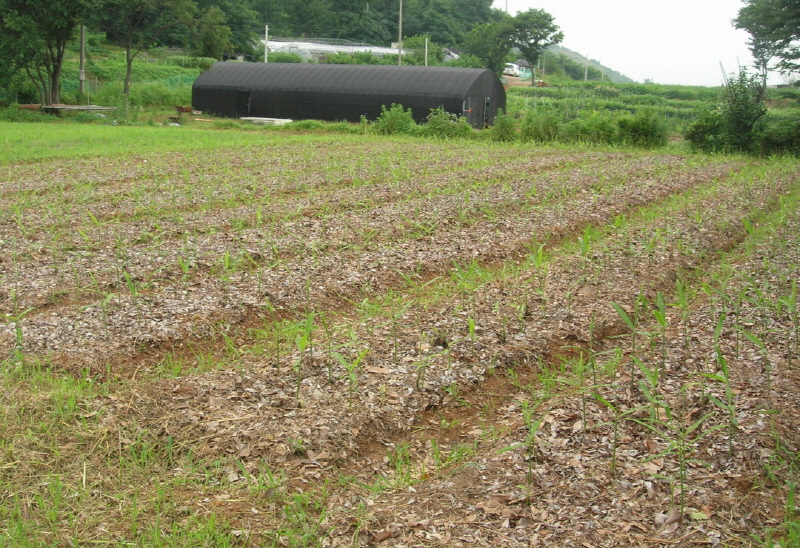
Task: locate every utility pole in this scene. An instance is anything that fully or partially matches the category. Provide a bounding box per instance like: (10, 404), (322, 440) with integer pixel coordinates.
(265, 25), (269, 63)
(425, 37), (428, 66)
(398, 0), (403, 65)
(79, 25), (86, 95)
(584, 54), (588, 81)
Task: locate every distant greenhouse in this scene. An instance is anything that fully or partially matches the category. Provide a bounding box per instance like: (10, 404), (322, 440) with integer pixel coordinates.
(191, 62), (506, 127)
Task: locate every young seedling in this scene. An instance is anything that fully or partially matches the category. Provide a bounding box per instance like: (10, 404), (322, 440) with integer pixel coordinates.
(293, 328), (310, 399)
(390, 300), (414, 367)
(632, 386), (723, 515)
(594, 394), (641, 479)
(651, 292), (669, 375)
(7, 291), (34, 353)
(634, 356), (660, 415)
(500, 401), (549, 494)
(743, 329), (772, 404)
(468, 316), (477, 361)
(673, 279), (693, 350)
(319, 312), (336, 383)
(333, 349), (369, 409)
(778, 280), (798, 367)
(611, 293), (648, 391)
(123, 270), (138, 297)
(701, 346), (738, 457)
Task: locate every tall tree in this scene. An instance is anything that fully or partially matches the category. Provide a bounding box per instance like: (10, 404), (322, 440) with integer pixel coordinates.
(194, 6), (234, 59)
(195, 0), (261, 57)
(0, 0), (89, 104)
(463, 20), (513, 74)
(285, 0), (333, 37)
(507, 8), (563, 73)
(97, 0), (196, 95)
(735, 0), (800, 74)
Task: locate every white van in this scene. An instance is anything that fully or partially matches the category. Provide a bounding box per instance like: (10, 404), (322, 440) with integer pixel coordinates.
(503, 63), (522, 77)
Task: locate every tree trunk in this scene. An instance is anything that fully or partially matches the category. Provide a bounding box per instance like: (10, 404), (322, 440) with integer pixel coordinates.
(50, 62), (62, 104)
(124, 47), (134, 95)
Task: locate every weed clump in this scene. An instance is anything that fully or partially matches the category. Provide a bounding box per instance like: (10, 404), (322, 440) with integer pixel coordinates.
(373, 103), (417, 135)
(617, 108), (669, 148)
(418, 107), (473, 139)
(686, 68), (768, 154)
(0, 104), (57, 123)
(489, 110), (518, 141)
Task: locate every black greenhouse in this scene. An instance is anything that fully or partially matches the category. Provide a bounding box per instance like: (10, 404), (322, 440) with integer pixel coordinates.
(192, 62), (506, 127)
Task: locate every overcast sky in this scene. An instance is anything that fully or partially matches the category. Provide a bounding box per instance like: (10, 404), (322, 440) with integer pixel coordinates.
(493, 0), (785, 87)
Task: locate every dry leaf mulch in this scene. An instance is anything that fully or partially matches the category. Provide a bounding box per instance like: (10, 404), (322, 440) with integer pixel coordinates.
(1, 141), (799, 547)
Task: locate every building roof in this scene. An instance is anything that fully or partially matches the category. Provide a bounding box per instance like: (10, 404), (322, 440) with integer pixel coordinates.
(265, 38), (408, 59)
(194, 62), (496, 100)
(192, 62), (505, 125)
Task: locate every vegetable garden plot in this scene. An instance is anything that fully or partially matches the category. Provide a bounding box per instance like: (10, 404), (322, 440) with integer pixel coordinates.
(1, 137), (799, 547)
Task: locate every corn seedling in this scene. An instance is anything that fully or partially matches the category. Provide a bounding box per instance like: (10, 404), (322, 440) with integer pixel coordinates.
(611, 293), (648, 390)
(778, 280), (798, 367)
(293, 315), (316, 400)
(501, 401), (548, 492)
(333, 348), (369, 409)
(701, 345), (738, 457)
(632, 386), (723, 514)
(634, 356), (660, 415)
(123, 270), (138, 297)
(651, 291), (669, 375)
(673, 279), (693, 350)
(594, 394), (641, 479)
(743, 329), (773, 404)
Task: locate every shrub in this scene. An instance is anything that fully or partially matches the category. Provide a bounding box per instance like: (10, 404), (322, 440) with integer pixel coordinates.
(559, 111), (618, 144)
(212, 119), (244, 130)
(593, 85), (620, 98)
(685, 106), (727, 152)
(489, 110), (518, 142)
(685, 69), (767, 154)
(418, 107), (473, 139)
(165, 56), (217, 71)
(445, 54), (485, 69)
(285, 119), (325, 131)
(329, 121), (361, 134)
(720, 69), (767, 151)
(0, 105), (57, 123)
(323, 52), (386, 65)
(520, 110), (560, 142)
(73, 112), (105, 124)
(92, 82), (191, 109)
(752, 112), (800, 156)
(267, 52), (305, 64)
(373, 103), (417, 135)
(617, 108), (669, 148)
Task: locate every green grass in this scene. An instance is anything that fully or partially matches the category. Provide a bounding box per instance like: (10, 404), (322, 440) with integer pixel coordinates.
(0, 123), (366, 163)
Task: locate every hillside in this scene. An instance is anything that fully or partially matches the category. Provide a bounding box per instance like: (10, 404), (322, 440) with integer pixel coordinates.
(546, 44), (635, 84)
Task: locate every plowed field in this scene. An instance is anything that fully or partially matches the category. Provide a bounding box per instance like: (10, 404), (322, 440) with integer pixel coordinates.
(2, 130), (799, 547)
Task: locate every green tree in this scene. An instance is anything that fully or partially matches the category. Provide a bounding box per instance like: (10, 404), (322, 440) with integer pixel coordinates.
(463, 20), (513, 74)
(735, 0), (800, 74)
(0, 0), (90, 104)
(285, 0), (333, 37)
(403, 34), (444, 65)
(685, 68), (767, 153)
(96, 0), (196, 95)
(196, 0), (261, 57)
(194, 6), (234, 59)
(508, 8), (563, 74)
(445, 53), (484, 69)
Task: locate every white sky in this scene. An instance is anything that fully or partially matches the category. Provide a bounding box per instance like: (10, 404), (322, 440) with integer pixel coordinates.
(493, 0), (785, 87)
